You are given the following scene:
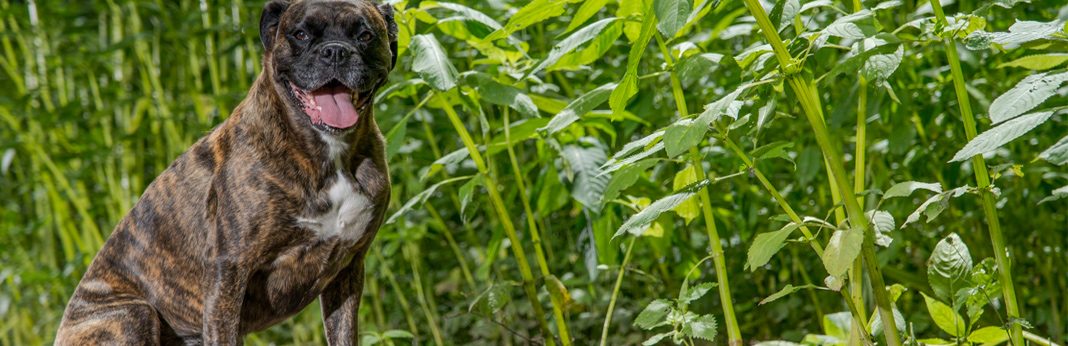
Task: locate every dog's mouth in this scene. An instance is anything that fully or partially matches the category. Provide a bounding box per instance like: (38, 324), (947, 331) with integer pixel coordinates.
(289, 79), (373, 131)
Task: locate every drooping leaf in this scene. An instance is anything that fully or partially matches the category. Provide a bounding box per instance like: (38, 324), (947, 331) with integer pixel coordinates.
(760, 284), (821, 305)
(821, 229), (863, 277)
(998, 53), (1068, 70)
(1038, 134), (1068, 166)
(634, 299), (673, 329)
(927, 233), (973, 302)
(882, 181), (942, 200)
(610, 0), (657, 116)
(409, 34), (459, 91)
(561, 140), (611, 211)
(950, 110), (1054, 162)
(602, 159), (659, 205)
(988, 71), (1068, 124)
(746, 223), (801, 271)
(528, 18), (620, 77)
(615, 179), (710, 237)
(923, 293), (967, 337)
(902, 187), (969, 228)
(654, 0), (692, 38)
(866, 210), (895, 247)
(542, 83), (617, 134)
(387, 176), (473, 224)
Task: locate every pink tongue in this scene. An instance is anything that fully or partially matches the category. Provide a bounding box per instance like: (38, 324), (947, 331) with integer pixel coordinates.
(311, 86), (358, 128)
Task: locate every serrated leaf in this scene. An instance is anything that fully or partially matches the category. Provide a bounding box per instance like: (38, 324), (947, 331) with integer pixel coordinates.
(654, 0), (691, 38)
(988, 71), (1068, 124)
(679, 282), (717, 304)
(1039, 134), (1068, 166)
(998, 53), (1068, 70)
(927, 233), (973, 302)
(672, 165), (701, 223)
(529, 18), (620, 78)
(882, 181), (942, 200)
(686, 314), (718, 342)
(760, 284), (819, 305)
(822, 10), (876, 39)
(746, 223), (801, 271)
(634, 299), (673, 329)
(991, 20), (1063, 46)
(410, 35), (460, 91)
(663, 86), (747, 157)
(950, 110), (1054, 162)
(542, 83), (617, 134)
(821, 229), (863, 277)
(615, 179), (710, 237)
(861, 43), (903, 82)
(923, 293), (967, 337)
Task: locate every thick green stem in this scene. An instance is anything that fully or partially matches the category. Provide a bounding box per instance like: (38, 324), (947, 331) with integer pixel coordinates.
(739, 1), (901, 345)
(657, 35), (743, 346)
(438, 92), (557, 345)
(850, 78), (870, 346)
(927, 1), (1023, 344)
(503, 108), (573, 345)
(599, 237), (637, 346)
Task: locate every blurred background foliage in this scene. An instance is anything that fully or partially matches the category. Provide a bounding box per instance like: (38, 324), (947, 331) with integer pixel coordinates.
(1, 0), (1066, 345)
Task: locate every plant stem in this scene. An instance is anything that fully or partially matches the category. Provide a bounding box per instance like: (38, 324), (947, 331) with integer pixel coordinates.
(503, 107), (573, 346)
(927, 1), (1023, 344)
(656, 34), (743, 346)
(739, 1), (901, 344)
(599, 237), (637, 346)
(850, 78), (870, 346)
(437, 92), (558, 346)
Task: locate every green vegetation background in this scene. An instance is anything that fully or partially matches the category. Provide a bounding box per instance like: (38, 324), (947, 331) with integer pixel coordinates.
(1, 0), (1066, 345)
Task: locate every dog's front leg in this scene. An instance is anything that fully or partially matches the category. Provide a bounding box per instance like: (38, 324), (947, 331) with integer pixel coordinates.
(203, 257), (249, 345)
(321, 255), (366, 346)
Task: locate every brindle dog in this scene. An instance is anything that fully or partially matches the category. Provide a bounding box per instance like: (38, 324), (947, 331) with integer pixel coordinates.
(55, 1), (396, 344)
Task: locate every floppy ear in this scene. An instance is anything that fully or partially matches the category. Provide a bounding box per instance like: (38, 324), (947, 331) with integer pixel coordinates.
(376, 3), (399, 70)
(260, 0), (291, 50)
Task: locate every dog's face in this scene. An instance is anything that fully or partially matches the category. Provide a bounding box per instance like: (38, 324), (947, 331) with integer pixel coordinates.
(260, 0), (397, 134)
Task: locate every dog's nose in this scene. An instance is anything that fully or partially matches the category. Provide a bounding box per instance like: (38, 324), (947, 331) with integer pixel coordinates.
(318, 43), (351, 65)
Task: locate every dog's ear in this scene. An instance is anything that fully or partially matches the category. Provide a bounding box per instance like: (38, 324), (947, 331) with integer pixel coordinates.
(260, 0), (291, 50)
(376, 3), (399, 70)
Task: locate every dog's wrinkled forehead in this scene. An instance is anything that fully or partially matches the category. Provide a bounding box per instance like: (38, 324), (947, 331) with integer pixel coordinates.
(280, 0), (383, 35)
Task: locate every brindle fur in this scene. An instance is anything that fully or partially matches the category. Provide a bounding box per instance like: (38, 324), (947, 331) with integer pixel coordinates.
(55, 1), (396, 345)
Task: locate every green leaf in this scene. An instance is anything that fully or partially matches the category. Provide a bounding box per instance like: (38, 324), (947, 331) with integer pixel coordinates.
(923, 293), (967, 338)
(654, 0), (691, 38)
(409, 34), (459, 91)
(386, 176), (473, 224)
(615, 179), (710, 237)
(642, 332), (673, 346)
(1039, 185), (1068, 204)
(663, 86), (746, 157)
(1039, 134), (1068, 166)
(770, 0), (801, 31)
(685, 314), (718, 342)
(866, 210), (895, 247)
(561, 141), (611, 210)
(564, 0), (610, 33)
(671, 165), (701, 224)
(950, 110), (1054, 162)
(998, 53), (1068, 70)
(466, 73), (538, 117)
(821, 229), (863, 277)
(428, 2), (504, 32)
(823, 43), (899, 82)
(634, 299), (673, 329)
(760, 284), (820, 305)
(541, 83), (617, 134)
(746, 223), (801, 271)
(902, 187), (969, 228)
(927, 233), (973, 302)
(610, 0), (656, 116)
(602, 159), (658, 206)
(484, 0), (572, 42)
(382, 330), (415, 339)
(990, 20), (1063, 46)
(679, 282), (717, 304)
(528, 18), (620, 78)
(967, 326), (1009, 344)
(552, 20), (624, 71)
(609, 72), (639, 116)
(988, 71), (1068, 124)
(882, 181), (942, 200)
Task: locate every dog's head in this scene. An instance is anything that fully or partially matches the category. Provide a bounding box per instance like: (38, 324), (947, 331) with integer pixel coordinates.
(260, 0), (397, 135)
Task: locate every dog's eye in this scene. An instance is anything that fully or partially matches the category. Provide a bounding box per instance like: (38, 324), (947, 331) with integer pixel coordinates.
(294, 30), (310, 41)
(357, 31), (374, 43)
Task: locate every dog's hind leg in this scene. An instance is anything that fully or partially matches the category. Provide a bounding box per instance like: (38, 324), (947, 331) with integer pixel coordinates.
(56, 280), (162, 346)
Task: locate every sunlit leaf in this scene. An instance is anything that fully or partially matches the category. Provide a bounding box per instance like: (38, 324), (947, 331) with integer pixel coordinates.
(927, 233), (973, 302)
(998, 53), (1068, 70)
(410, 34), (459, 91)
(529, 18), (620, 77)
(988, 71), (1068, 124)
(616, 179), (710, 237)
(882, 181), (942, 200)
(654, 0), (692, 38)
(671, 164), (701, 223)
(923, 293), (967, 337)
(950, 111), (1054, 162)
(746, 223), (800, 271)
(542, 83), (617, 134)
(821, 229), (863, 277)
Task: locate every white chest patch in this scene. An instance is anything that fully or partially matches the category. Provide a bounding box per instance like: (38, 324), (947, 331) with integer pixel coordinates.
(297, 172), (375, 242)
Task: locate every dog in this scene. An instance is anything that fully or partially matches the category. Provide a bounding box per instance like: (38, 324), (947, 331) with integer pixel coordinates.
(55, 0), (397, 344)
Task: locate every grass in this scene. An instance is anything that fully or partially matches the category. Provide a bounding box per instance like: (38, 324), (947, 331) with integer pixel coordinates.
(2, 0), (1068, 345)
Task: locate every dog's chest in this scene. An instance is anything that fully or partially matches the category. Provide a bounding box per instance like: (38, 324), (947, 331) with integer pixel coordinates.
(296, 171), (375, 242)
